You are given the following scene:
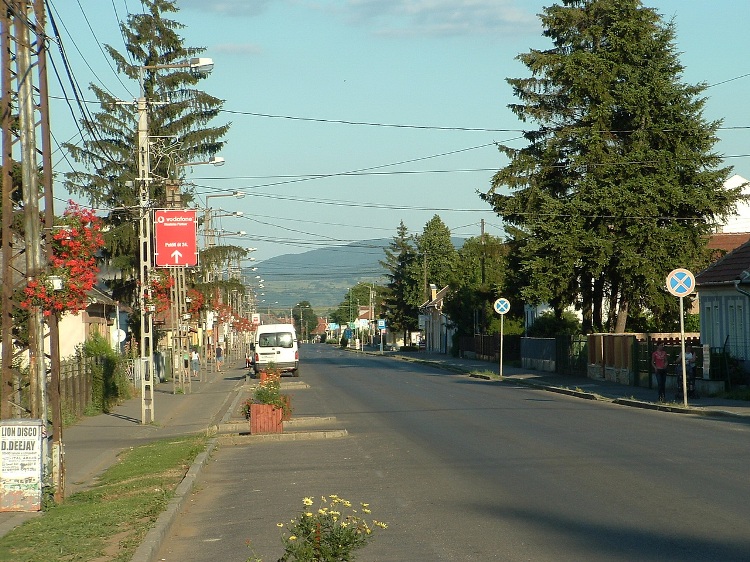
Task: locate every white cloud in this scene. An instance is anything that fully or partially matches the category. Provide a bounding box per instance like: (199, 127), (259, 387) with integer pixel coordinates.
(178, 0), (273, 17)
(212, 43), (264, 56)
(178, 0), (539, 38)
(333, 0), (539, 38)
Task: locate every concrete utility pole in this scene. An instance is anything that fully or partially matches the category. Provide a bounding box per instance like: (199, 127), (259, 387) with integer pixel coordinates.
(136, 67), (155, 424)
(1, 0), (63, 502)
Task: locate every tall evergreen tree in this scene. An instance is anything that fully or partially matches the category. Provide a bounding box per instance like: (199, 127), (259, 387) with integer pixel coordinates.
(63, 0), (230, 304)
(481, 0), (741, 333)
(380, 221), (421, 344)
(415, 215), (457, 299)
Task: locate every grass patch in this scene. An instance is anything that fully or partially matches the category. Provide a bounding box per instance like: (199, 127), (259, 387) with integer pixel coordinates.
(0, 434), (208, 562)
(471, 369), (501, 380)
(719, 388), (750, 401)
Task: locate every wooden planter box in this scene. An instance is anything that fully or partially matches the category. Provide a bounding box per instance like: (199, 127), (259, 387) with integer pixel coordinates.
(250, 403), (283, 434)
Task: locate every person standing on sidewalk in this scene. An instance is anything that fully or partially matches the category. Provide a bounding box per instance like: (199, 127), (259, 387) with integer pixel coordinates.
(216, 345), (223, 372)
(191, 349), (200, 378)
(652, 344), (668, 402)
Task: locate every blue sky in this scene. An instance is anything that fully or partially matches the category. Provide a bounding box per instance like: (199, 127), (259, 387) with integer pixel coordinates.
(54, 0), (749, 275)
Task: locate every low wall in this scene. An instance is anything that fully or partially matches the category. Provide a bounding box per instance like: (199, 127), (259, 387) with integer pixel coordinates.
(654, 374), (726, 396)
(522, 357), (555, 372)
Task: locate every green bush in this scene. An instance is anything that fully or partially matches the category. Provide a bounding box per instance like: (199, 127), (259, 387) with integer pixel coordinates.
(527, 310), (581, 337)
(81, 334), (132, 414)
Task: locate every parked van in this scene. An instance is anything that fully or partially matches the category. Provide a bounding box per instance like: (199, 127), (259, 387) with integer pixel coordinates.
(253, 323), (299, 376)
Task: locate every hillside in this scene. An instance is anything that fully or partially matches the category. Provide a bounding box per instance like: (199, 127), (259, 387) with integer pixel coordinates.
(250, 238), (465, 313)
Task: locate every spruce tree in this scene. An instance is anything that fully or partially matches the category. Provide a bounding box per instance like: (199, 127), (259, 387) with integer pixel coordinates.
(380, 221), (421, 345)
(481, 0), (741, 333)
(415, 215), (458, 298)
(63, 0), (229, 304)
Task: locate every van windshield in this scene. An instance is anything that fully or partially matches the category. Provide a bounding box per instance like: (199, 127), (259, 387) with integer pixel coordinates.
(258, 332), (294, 348)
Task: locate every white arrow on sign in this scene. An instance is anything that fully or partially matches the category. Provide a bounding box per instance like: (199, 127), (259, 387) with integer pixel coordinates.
(170, 250), (183, 263)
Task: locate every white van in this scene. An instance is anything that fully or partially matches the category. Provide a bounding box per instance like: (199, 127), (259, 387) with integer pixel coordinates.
(253, 323), (299, 377)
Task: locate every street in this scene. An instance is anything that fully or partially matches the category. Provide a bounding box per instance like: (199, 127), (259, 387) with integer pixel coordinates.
(156, 344), (750, 561)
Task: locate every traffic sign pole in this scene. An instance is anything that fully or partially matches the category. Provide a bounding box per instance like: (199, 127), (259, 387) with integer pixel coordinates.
(499, 314), (504, 380)
(679, 296), (688, 408)
(666, 268), (695, 408)
(493, 298), (510, 380)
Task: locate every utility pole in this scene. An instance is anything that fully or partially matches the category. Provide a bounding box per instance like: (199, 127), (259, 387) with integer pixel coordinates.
(137, 67), (155, 424)
(1, 0), (63, 502)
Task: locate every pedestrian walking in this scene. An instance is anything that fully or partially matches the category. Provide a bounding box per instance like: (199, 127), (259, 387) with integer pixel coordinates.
(216, 345), (223, 372)
(182, 347), (190, 378)
(191, 349), (200, 378)
(652, 344), (668, 402)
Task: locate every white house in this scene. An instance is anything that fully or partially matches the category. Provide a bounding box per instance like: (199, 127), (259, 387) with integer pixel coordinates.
(718, 175), (750, 233)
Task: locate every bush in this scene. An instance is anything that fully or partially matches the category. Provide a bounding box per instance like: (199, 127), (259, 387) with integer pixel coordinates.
(527, 310), (581, 338)
(80, 333), (132, 413)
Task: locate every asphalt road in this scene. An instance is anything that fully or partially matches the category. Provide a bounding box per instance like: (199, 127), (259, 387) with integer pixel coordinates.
(156, 344), (750, 562)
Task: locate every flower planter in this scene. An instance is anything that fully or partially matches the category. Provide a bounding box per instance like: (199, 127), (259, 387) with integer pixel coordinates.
(249, 402), (283, 434)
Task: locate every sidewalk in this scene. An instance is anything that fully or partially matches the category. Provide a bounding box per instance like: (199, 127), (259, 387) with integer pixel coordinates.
(387, 349), (750, 419)
(0, 359), (247, 540)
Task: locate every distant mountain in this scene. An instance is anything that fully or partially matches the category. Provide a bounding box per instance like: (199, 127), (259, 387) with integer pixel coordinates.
(249, 238), (465, 313)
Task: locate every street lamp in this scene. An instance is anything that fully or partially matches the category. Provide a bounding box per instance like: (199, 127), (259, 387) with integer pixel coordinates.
(136, 56), (214, 424)
(178, 155), (225, 168)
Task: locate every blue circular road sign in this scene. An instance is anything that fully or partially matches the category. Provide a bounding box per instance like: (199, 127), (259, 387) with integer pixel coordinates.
(493, 298), (511, 315)
(666, 268), (695, 297)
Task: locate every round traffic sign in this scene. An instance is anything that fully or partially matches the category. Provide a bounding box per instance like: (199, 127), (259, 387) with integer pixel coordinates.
(493, 298), (510, 315)
(666, 268), (695, 297)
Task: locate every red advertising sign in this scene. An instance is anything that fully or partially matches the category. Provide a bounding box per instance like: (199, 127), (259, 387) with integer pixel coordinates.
(153, 209), (198, 267)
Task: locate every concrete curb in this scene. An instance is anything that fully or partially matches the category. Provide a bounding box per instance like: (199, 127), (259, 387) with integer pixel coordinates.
(131, 436), (218, 562)
(430, 358), (750, 419)
(218, 429), (348, 445)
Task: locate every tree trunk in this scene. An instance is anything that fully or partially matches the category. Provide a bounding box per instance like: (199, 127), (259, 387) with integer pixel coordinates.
(593, 275), (605, 331)
(581, 272), (593, 334)
(614, 298), (629, 333)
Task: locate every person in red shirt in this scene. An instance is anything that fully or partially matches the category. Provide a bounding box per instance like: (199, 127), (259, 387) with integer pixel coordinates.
(652, 344), (669, 402)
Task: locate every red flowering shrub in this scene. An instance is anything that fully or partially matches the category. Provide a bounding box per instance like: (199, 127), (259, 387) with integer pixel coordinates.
(186, 288), (205, 315)
(147, 270), (174, 314)
(232, 317), (252, 333)
(211, 301), (234, 324)
(21, 201), (104, 316)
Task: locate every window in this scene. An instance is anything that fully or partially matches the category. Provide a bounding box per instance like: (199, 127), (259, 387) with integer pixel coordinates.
(259, 332), (294, 348)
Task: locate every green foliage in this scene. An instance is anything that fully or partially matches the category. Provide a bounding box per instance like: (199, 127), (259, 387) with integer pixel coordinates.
(379, 222), (421, 342)
(443, 233), (516, 338)
(251, 373), (291, 417)
(329, 283), (383, 327)
(481, 0), (739, 333)
(265, 495), (387, 562)
(80, 333), (132, 413)
(293, 301), (318, 338)
(62, 0), (229, 311)
(684, 313), (700, 333)
(527, 311), (581, 338)
(415, 215), (457, 291)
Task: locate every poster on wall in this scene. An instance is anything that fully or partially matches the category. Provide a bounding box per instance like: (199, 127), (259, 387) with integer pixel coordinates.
(0, 419), (44, 512)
